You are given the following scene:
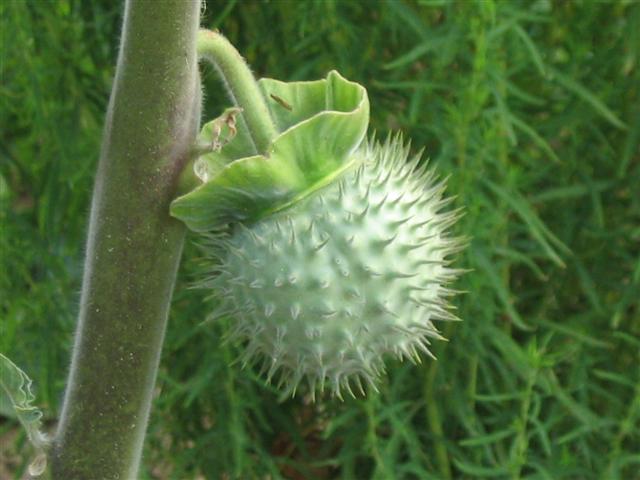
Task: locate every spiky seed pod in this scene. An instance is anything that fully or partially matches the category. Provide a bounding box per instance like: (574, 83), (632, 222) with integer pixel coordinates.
(203, 136), (464, 398)
(172, 31), (466, 399)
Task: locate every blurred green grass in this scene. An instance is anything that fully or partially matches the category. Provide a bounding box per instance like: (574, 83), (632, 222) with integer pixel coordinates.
(1, 0), (639, 478)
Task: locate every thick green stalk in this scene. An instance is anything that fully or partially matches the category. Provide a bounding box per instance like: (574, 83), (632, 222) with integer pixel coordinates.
(197, 30), (277, 153)
(50, 1), (201, 478)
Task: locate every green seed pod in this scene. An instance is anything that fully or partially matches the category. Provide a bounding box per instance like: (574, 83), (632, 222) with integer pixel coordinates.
(171, 31), (465, 398)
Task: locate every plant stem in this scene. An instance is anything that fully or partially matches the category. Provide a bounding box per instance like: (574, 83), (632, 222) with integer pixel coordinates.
(424, 359), (452, 480)
(197, 29), (277, 154)
(50, 1), (201, 478)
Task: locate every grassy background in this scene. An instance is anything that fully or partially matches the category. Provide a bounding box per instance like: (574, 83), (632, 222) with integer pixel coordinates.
(1, 0), (639, 478)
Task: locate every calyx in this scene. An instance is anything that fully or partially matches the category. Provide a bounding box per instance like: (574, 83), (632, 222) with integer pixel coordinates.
(171, 32), (369, 231)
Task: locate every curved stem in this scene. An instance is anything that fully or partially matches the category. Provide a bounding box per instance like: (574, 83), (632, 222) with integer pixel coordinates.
(197, 29), (277, 154)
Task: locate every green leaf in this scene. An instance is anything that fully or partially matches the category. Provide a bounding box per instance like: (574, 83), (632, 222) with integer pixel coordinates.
(171, 70), (369, 231)
(482, 179), (571, 267)
(511, 23), (547, 77)
(474, 249), (533, 331)
(0, 353), (49, 476)
(459, 427), (516, 447)
(549, 67), (627, 130)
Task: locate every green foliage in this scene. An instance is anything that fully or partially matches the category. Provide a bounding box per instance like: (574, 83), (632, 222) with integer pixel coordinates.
(1, 0), (639, 478)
